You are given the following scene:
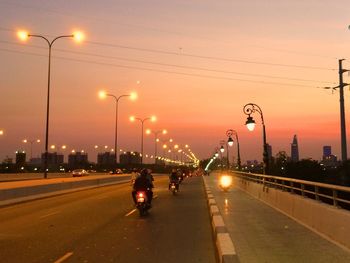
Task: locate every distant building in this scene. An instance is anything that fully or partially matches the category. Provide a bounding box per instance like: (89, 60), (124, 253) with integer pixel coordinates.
(266, 144), (272, 161)
(291, 135), (299, 162)
(68, 152), (88, 167)
(29, 157), (42, 165)
(97, 152), (116, 165)
(41, 152), (64, 165)
(120, 151), (141, 165)
(323, 146), (332, 158)
(15, 151), (26, 166)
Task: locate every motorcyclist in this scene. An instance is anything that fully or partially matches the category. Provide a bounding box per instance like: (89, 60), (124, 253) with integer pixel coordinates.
(169, 169), (179, 191)
(176, 168), (184, 183)
(130, 168), (139, 185)
(132, 169), (153, 206)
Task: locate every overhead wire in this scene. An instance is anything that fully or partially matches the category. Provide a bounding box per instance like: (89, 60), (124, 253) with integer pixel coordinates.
(0, 47), (324, 88)
(0, 40), (335, 84)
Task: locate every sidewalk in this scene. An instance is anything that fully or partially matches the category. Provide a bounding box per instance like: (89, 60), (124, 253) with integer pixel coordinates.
(204, 174), (350, 263)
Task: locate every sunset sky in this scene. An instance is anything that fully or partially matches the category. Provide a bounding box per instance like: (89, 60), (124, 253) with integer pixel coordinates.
(1, 0), (350, 163)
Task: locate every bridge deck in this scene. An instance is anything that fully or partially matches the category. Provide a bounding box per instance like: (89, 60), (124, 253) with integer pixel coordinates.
(205, 174), (350, 263)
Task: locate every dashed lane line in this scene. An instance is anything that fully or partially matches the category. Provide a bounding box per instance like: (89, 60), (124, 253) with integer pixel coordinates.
(54, 252), (73, 263)
(39, 211), (61, 219)
(125, 209), (137, 217)
(125, 194), (158, 216)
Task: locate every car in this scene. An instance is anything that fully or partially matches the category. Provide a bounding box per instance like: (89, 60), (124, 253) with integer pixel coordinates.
(109, 169), (123, 175)
(72, 169), (89, 177)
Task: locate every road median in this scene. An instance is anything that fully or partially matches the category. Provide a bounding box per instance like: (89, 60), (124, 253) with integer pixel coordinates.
(0, 174), (130, 207)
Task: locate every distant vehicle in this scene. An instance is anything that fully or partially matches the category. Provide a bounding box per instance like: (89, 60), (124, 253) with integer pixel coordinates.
(72, 169), (89, 177)
(110, 169), (123, 175)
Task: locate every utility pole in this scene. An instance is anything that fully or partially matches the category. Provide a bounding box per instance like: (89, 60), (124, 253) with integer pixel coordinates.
(338, 59), (349, 162)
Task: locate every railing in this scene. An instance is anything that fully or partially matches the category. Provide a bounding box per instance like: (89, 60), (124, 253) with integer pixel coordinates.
(233, 171), (350, 209)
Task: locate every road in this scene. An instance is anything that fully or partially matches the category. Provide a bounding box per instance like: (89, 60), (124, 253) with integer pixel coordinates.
(0, 175), (216, 263)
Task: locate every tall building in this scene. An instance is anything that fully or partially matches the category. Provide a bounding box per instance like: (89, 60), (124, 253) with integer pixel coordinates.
(41, 152), (64, 165)
(323, 146), (332, 158)
(291, 135), (299, 162)
(68, 152), (88, 167)
(97, 152), (116, 165)
(15, 151), (26, 166)
(322, 146), (337, 168)
(266, 144), (272, 161)
(120, 152), (141, 165)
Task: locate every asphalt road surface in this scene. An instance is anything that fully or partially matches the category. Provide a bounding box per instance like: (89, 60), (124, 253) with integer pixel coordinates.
(0, 175), (216, 263)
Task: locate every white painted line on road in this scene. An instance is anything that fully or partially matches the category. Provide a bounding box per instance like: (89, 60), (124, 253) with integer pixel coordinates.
(54, 252), (73, 263)
(39, 211), (61, 219)
(125, 209), (137, 217)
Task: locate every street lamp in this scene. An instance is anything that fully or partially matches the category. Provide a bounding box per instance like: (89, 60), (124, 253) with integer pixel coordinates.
(219, 141), (226, 170)
(23, 138), (41, 160)
(0, 130), (3, 136)
(243, 103), (269, 174)
(18, 29), (84, 178)
(99, 90), (137, 166)
(146, 129), (167, 164)
(130, 115), (156, 164)
(226, 129), (241, 170)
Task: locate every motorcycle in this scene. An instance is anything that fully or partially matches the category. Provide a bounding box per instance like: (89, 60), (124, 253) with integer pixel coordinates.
(219, 175), (232, 192)
(135, 191), (150, 216)
(169, 182), (178, 195)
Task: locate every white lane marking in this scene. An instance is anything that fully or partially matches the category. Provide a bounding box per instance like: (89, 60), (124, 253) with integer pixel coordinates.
(125, 194), (157, 217)
(39, 211), (61, 219)
(54, 252), (73, 263)
(125, 209), (137, 217)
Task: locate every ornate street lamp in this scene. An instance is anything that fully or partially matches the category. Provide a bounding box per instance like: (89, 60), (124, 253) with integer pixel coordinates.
(243, 103), (269, 174)
(226, 129), (241, 170)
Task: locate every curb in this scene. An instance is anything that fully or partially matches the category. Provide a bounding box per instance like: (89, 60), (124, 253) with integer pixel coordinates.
(203, 177), (239, 263)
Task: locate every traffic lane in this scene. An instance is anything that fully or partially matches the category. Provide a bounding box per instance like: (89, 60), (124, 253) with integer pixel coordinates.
(0, 178), (140, 262)
(0, 176), (215, 263)
(68, 176), (216, 263)
(207, 174), (350, 263)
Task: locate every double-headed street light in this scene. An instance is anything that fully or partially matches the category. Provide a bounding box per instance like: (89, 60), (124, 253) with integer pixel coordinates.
(146, 129), (167, 164)
(226, 129), (241, 170)
(130, 115), (156, 164)
(243, 103), (269, 174)
(23, 139), (41, 160)
(99, 91), (137, 166)
(18, 29), (84, 178)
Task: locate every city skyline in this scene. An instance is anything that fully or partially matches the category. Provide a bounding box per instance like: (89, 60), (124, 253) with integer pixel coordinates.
(1, 1), (350, 162)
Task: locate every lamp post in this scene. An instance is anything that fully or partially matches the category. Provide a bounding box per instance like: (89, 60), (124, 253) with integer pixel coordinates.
(226, 129), (241, 170)
(146, 129), (167, 164)
(219, 140), (225, 170)
(23, 139), (41, 160)
(99, 91), (137, 166)
(18, 30), (84, 178)
(243, 103), (269, 174)
(130, 115), (156, 164)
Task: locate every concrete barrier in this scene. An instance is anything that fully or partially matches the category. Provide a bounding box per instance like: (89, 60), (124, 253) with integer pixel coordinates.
(234, 176), (350, 251)
(0, 175), (130, 207)
(202, 177), (239, 263)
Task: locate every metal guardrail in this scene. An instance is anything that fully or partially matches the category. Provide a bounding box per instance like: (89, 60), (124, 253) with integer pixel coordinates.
(233, 171), (350, 209)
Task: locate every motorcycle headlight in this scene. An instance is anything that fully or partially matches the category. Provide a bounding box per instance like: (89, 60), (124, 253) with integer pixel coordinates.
(220, 175), (232, 188)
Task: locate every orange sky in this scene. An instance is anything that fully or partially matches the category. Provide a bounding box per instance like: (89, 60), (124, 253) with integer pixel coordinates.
(1, 0), (350, 163)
